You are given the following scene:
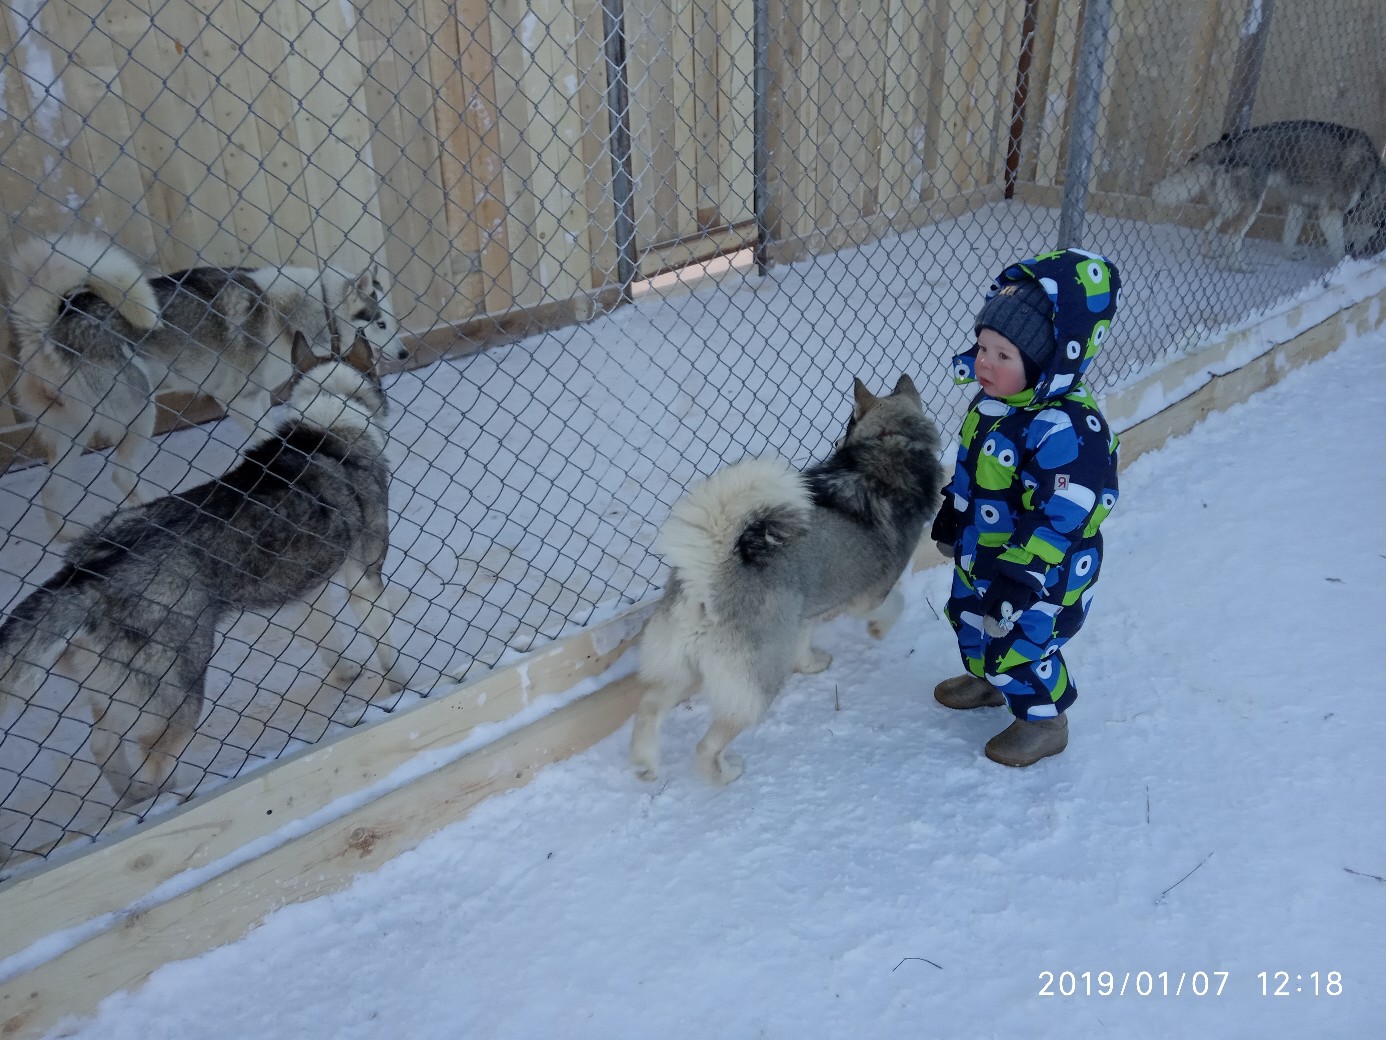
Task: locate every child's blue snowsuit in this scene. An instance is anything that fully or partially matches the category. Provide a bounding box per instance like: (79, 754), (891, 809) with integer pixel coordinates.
(933, 249), (1121, 720)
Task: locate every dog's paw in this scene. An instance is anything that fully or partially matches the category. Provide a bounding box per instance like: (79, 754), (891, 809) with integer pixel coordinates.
(868, 618), (895, 640)
(796, 647), (832, 674)
(632, 761), (660, 782)
(325, 658), (364, 688)
(699, 751), (744, 785)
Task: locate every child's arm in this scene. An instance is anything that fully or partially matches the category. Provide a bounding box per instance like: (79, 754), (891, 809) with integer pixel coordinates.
(988, 407), (1116, 612)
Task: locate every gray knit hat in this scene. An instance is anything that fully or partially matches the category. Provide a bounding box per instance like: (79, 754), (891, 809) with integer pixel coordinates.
(975, 279), (1056, 383)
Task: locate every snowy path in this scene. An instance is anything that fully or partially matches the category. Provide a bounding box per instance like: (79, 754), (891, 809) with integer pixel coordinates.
(49, 327), (1386, 1036)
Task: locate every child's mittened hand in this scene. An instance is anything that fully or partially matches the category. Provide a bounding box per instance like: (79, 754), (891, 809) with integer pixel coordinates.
(928, 493), (958, 546)
(981, 575), (1032, 638)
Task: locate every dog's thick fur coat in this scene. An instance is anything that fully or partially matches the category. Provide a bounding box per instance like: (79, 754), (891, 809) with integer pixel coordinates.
(3, 233), (406, 538)
(1153, 120), (1386, 269)
(630, 375), (943, 785)
(0, 333), (407, 808)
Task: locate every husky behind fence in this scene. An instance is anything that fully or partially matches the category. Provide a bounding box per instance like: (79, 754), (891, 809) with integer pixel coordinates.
(3, 234), (406, 541)
(1153, 120), (1386, 270)
(0, 330), (405, 830)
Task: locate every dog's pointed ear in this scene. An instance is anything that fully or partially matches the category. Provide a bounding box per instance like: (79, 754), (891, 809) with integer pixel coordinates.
(893, 374), (921, 404)
(343, 330), (374, 374)
(852, 376), (876, 416)
(354, 269), (374, 297)
(291, 330), (319, 374)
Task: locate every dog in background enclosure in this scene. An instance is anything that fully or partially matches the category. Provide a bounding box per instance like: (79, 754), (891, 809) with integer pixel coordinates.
(0, 330), (408, 809)
(1152, 120), (1386, 271)
(629, 375), (944, 785)
(2, 232), (408, 540)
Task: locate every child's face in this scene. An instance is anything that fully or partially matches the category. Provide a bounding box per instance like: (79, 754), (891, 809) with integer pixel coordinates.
(975, 328), (1029, 398)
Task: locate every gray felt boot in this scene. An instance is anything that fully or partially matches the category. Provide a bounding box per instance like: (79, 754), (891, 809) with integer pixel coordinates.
(933, 674), (1006, 710)
(984, 714), (1068, 767)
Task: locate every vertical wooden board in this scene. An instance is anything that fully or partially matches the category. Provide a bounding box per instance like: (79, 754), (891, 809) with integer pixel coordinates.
(124, 0), (244, 266)
(185, 0), (290, 266)
(760, 0), (812, 248)
(487, 0), (541, 310)
(267, 0), (386, 273)
(356, 0), (457, 331)
(717, 0), (755, 226)
(691, 0), (721, 226)
(793, 0), (824, 245)
(521, 0), (596, 302)
(55, 0), (155, 253)
(918, 0), (950, 203)
(1034, 0), (1081, 186)
(982, 0), (1022, 188)
(0, 2), (129, 243)
(226, 0), (317, 264)
(627, 0), (682, 247)
(669, 0), (701, 241)
(878, 0), (927, 215)
(570, 0), (620, 290)
(487, 0), (543, 312)
(814, 0), (889, 236)
(432, 0), (512, 320)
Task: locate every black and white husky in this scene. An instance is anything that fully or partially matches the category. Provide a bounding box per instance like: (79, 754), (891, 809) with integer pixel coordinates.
(0, 331), (407, 808)
(630, 376), (944, 785)
(3, 233), (408, 538)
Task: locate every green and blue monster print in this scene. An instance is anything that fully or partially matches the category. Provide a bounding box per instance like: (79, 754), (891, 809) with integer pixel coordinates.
(939, 249), (1121, 720)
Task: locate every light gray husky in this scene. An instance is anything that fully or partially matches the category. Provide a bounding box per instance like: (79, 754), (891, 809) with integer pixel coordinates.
(0, 330), (407, 809)
(1153, 120), (1386, 270)
(630, 375), (943, 785)
(3, 233), (408, 539)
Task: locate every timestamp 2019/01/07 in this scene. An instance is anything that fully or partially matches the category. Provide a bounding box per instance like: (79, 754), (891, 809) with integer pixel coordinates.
(1258, 971), (1343, 996)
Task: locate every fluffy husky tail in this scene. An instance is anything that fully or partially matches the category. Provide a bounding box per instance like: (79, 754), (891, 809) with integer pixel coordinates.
(658, 458), (812, 614)
(7, 234), (159, 344)
(1152, 161), (1216, 207)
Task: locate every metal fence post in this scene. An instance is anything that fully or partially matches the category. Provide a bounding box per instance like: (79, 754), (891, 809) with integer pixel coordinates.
(753, 0), (772, 275)
(601, 0), (639, 299)
(1057, 0), (1113, 249)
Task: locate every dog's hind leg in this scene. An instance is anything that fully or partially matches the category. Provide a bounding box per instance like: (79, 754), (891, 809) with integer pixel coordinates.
(1282, 204), (1309, 260)
(630, 655), (698, 783)
(696, 656), (773, 785)
(631, 609), (700, 780)
(110, 399), (158, 507)
(863, 585), (905, 640)
(1319, 209), (1347, 260)
(82, 630), (206, 809)
(38, 432), (97, 542)
(283, 584), (358, 686)
(340, 561), (408, 694)
(793, 623), (832, 674)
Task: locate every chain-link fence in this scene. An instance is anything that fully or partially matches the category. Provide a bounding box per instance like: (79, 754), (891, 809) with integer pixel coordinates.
(1, 0), (1382, 875)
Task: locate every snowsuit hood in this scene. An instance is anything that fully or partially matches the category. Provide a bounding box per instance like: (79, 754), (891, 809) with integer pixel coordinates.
(953, 249), (1121, 407)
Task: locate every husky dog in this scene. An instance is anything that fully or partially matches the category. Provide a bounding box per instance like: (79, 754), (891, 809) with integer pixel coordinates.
(3, 233), (408, 539)
(1152, 120), (1386, 270)
(629, 375), (943, 785)
(0, 330), (407, 808)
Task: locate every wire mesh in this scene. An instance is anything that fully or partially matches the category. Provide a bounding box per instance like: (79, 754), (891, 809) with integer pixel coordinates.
(1, 0), (1382, 875)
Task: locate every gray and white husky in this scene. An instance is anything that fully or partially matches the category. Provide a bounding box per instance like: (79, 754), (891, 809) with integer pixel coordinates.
(1153, 120), (1386, 270)
(0, 330), (407, 809)
(3, 233), (408, 539)
(630, 375), (943, 785)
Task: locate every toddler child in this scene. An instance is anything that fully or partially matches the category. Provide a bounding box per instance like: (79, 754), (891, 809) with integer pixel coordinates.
(929, 249), (1121, 766)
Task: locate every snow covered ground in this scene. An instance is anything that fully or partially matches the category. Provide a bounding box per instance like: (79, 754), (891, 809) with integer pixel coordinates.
(30, 310), (1386, 1037)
